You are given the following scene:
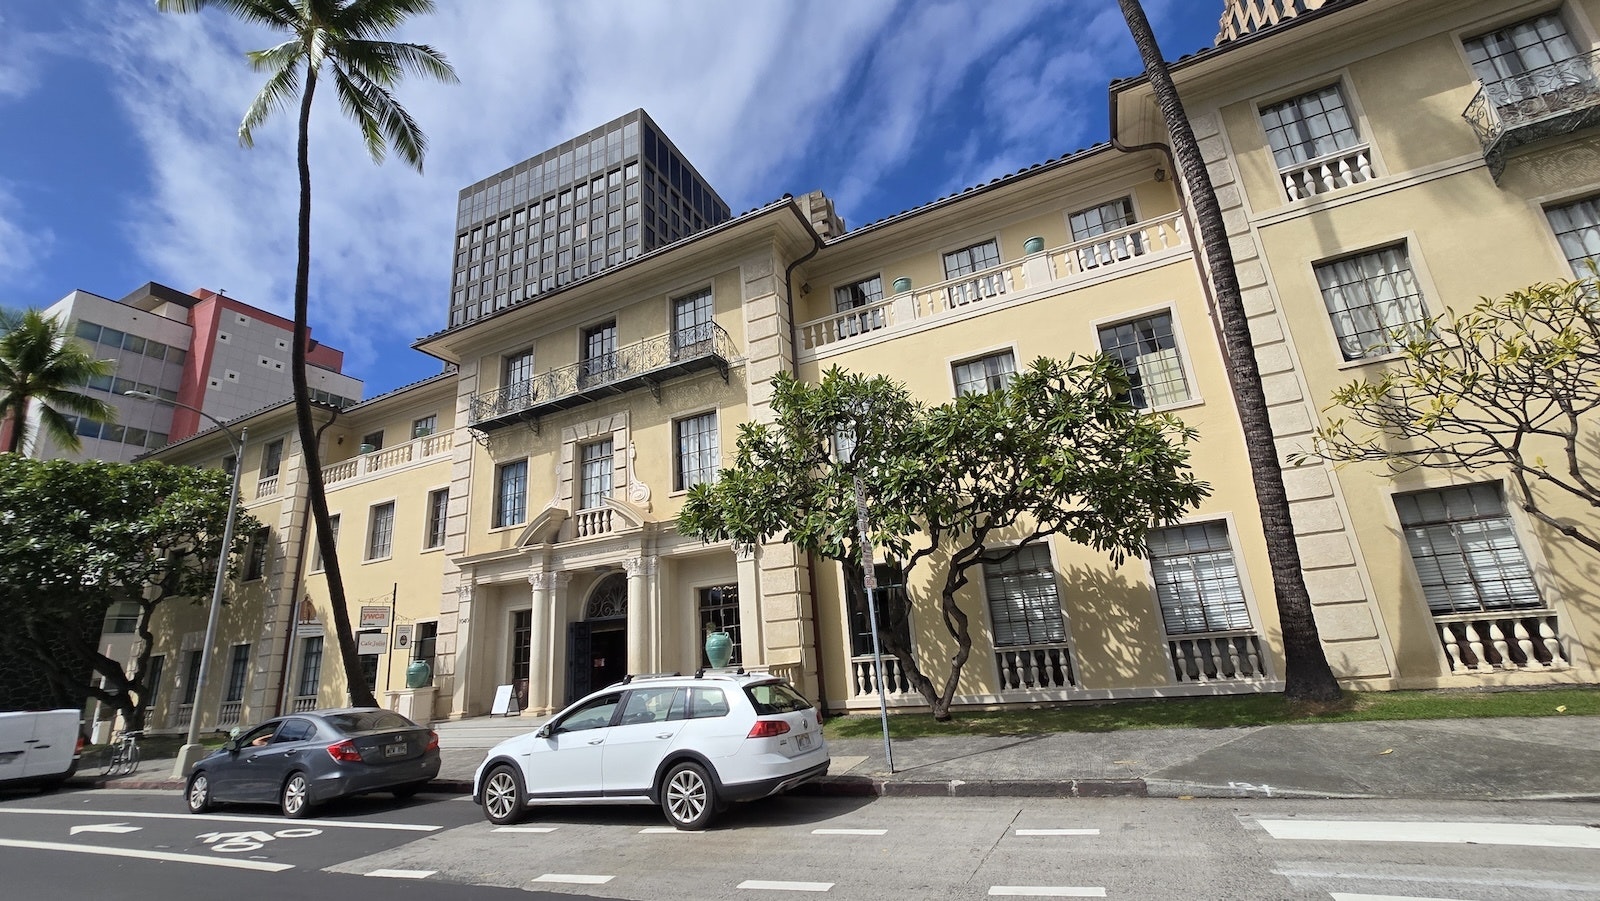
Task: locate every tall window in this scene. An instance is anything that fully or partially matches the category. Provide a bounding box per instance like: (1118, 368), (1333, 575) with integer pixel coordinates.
(835, 275), (883, 312)
(1070, 197), (1142, 268)
(1546, 197), (1600, 276)
(674, 413), (718, 491)
(366, 501), (395, 560)
(181, 650), (203, 705)
(142, 655), (164, 711)
(1259, 85), (1360, 170)
(1097, 312), (1192, 409)
(360, 430), (384, 451)
(699, 584), (741, 667)
(494, 460), (528, 529)
(983, 545), (1066, 648)
(224, 643), (251, 703)
(848, 561), (913, 658)
(1149, 522), (1253, 635)
(260, 439), (284, 478)
(358, 631), (380, 692)
(504, 349), (535, 405)
(296, 636), (323, 698)
(580, 321), (617, 386)
(244, 526), (270, 581)
(413, 621), (438, 685)
(672, 288), (714, 355)
(425, 488), (450, 549)
(1314, 244), (1428, 361)
(312, 515), (339, 572)
(1395, 484), (1543, 615)
(952, 350), (1016, 397)
(580, 440), (613, 509)
(412, 414), (438, 438)
(1464, 13), (1578, 87)
(942, 239), (1001, 279)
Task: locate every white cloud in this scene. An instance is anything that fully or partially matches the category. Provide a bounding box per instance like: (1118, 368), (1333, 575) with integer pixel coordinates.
(82, 1), (1156, 388)
(0, 182), (53, 289)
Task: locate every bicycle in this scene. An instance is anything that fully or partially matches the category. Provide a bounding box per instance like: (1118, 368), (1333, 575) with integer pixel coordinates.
(101, 729), (142, 777)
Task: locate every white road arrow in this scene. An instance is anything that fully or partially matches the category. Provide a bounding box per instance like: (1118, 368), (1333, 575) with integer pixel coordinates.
(70, 823), (142, 836)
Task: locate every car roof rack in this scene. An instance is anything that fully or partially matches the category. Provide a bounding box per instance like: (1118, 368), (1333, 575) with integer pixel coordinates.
(620, 672), (681, 684)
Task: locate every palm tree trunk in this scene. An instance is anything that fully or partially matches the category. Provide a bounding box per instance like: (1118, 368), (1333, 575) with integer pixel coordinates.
(1118, 0), (1339, 701)
(291, 68), (378, 709)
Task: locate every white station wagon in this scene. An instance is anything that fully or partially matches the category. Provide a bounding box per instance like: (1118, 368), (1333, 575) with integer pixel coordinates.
(472, 671), (829, 830)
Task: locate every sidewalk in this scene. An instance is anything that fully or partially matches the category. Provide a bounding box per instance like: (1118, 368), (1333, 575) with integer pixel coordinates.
(77, 714), (1600, 803)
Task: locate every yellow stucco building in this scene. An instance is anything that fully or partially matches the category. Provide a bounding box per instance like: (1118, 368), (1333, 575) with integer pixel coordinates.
(135, 0), (1600, 735)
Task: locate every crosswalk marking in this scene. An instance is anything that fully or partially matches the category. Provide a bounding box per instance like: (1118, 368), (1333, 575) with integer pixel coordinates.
(1258, 819), (1600, 849)
(0, 838), (292, 872)
(533, 874), (614, 885)
(812, 828), (887, 835)
(365, 869), (436, 879)
(493, 826), (556, 833)
(0, 806), (438, 832)
(1015, 829), (1099, 836)
(738, 880), (833, 892)
(988, 888), (1106, 897)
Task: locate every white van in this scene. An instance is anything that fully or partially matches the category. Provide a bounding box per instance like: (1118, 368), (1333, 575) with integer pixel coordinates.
(0, 709), (84, 789)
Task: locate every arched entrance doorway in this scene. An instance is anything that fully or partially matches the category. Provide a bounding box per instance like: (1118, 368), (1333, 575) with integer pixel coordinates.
(565, 572), (628, 703)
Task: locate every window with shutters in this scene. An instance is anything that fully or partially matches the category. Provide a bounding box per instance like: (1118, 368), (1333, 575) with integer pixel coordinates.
(1148, 522), (1253, 636)
(983, 545), (1066, 648)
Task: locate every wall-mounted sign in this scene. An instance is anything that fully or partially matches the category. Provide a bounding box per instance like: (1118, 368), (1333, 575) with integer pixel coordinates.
(359, 606), (391, 630)
(357, 632), (388, 655)
(395, 624), (413, 650)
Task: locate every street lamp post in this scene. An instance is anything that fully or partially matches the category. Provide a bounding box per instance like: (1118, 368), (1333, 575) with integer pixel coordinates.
(124, 391), (247, 780)
(836, 413), (894, 774)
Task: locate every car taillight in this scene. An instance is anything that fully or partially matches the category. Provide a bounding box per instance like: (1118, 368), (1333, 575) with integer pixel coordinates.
(74, 734), (86, 757)
(326, 740), (363, 763)
(425, 730), (439, 752)
(747, 719), (791, 739)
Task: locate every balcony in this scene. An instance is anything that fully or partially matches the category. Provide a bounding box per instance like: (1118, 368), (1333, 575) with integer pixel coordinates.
(1464, 49), (1600, 181)
(1167, 629), (1270, 684)
(1277, 143), (1376, 202)
(1435, 610), (1569, 675)
(322, 430), (453, 486)
(468, 323), (735, 435)
(797, 211), (1189, 354)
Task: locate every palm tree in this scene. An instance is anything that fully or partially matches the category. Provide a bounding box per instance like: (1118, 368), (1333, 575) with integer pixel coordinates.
(1116, 0), (1340, 701)
(0, 309), (116, 455)
(157, 0), (457, 708)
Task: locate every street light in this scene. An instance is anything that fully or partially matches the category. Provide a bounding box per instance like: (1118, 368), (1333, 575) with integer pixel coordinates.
(124, 390), (247, 780)
(834, 414), (895, 774)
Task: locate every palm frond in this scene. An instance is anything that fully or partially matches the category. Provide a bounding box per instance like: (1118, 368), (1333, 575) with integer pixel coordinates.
(155, 0), (303, 31)
(330, 65), (388, 163)
(333, 65), (427, 168)
(334, 0), (440, 38)
(239, 61), (303, 148)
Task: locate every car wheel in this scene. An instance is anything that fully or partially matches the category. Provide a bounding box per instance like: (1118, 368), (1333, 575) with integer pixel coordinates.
(280, 772), (313, 819)
(660, 761), (717, 831)
(481, 765), (525, 825)
(186, 771), (212, 813)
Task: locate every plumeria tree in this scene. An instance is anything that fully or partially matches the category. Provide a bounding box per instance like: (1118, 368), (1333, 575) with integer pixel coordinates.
(680, 359), (1209, 720)
(1302, 274), (1600, 555)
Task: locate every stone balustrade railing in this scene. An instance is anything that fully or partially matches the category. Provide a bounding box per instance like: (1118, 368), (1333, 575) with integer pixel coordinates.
(255, 475), (279, 500)
(1168, 630), (1269, 683)
(848, 654), (917, 700)
(797, 212), (1188, 354)
(1278, 144), (1375, 201)
(995, 642), (1078, 691)
(1435, 610), (1569, 674)
(322, 430), (453, 487)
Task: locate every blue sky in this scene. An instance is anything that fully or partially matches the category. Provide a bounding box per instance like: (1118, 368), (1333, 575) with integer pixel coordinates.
(0, 1), (1222, 398)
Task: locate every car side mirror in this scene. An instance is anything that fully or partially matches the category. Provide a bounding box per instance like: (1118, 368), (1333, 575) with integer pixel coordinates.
(535, 724), (552, 739)
(223, 739), (240, 753)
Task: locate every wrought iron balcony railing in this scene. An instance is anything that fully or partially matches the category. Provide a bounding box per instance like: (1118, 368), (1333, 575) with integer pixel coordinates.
(1464, 49), (1600, 180)
(468, 322), (736, 433)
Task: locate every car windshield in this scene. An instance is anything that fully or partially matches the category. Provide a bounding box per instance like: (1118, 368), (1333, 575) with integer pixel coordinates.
(744, 681), (812, 715)
(323, 711), (413, 734)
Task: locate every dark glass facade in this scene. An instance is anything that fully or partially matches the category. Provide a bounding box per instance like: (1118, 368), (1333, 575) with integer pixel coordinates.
(448, 109), (732, 327)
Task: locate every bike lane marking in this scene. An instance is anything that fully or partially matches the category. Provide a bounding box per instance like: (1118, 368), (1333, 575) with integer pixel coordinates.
(0, 807), (440, 832)
(0, 837), (292, 872)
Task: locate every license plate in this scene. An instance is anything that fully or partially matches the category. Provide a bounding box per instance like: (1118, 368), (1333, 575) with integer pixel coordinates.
(796, 733), (812, 751)
(384, 742), (407, 758)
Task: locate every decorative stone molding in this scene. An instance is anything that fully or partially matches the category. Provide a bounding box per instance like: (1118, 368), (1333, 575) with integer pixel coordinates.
(623, 556), (658, 578)
(456, 582), (474, 605)
(626, 443), (652, 508)
(528, 571), (569, 592)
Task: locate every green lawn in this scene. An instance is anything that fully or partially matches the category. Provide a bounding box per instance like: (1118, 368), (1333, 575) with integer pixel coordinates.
(821, 687), (1600, 740)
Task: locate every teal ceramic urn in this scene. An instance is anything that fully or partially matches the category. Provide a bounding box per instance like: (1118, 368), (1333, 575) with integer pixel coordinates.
(704, 631), (734, 669)
(406, 658), (432, 689)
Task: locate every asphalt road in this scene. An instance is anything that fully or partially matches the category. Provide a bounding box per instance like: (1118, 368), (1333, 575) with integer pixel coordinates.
(2, 787), (1597, 899)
